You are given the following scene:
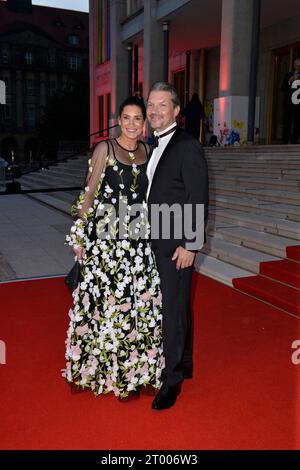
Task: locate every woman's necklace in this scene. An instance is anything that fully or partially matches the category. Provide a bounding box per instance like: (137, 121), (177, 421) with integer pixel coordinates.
(128, 151), (135, 161)
(115, 138), (138, 161)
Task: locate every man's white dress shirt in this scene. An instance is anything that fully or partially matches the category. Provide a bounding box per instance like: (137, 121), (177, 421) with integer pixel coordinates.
(146, 122), (177, 200)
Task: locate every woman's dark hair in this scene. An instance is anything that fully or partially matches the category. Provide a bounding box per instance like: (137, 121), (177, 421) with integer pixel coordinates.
(119, 96), (146, 120)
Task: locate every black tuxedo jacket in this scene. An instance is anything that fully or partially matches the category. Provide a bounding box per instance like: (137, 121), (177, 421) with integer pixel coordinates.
(147, 127), (208, 256)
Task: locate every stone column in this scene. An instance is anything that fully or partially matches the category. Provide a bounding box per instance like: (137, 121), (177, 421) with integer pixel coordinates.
(214, 0), (259, 145)
(143, 0), (164, 99)
(89, 0), (99, 144)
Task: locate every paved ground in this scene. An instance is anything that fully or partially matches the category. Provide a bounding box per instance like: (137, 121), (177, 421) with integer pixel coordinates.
(0, 194), (74, 281)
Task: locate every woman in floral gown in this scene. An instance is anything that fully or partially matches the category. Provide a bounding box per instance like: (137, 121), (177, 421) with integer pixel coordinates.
(63, 97), (164, 398)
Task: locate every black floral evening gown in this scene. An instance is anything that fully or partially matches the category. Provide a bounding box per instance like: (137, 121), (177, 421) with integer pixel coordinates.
(63, 139), (164, 398)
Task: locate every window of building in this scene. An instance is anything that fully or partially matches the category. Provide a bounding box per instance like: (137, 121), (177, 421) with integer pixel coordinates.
(74, 23), (85, 30)
(1, 48), (9, 64)
(24, 51), (33, 65)
(25, 106), (36, 127)
(47, 80), (57, 97)
(0, 77), (9, 95)
(68, 34), (80, 45)
(69, 55), (81, 70)
(98, 93), (110, 137)
(126, 0), (143, 16)
(98, 0), (110, 64)
(0, 104), (11, 122)
(48, 53), (56, 68)
(25, 79), (35, 96)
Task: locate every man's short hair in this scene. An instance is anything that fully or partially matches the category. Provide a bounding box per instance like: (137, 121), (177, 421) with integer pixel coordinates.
(148, 82), (180, 108)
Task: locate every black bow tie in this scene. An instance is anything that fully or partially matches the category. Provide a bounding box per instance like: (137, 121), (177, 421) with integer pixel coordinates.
(151, 126), (178, 148)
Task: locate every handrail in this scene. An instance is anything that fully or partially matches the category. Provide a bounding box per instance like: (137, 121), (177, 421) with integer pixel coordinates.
(17, 123), (121, 177)
(89, 123), (119, 138)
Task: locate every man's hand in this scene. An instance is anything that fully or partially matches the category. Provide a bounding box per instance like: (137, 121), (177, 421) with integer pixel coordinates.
(73, 245), (86, 263)
(172, 246), (196, 270)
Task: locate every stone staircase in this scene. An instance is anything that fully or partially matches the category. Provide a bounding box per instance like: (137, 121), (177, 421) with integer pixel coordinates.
(195, 145), (300, 316)
(17, 154), (90, 215)
(14, 145), (300, 316)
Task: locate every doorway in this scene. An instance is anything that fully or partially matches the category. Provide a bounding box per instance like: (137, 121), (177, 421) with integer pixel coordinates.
(268, 43), (300, 144)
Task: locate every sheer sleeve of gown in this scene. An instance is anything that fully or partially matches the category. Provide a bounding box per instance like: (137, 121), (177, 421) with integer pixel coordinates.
(66, 141), (109, 248)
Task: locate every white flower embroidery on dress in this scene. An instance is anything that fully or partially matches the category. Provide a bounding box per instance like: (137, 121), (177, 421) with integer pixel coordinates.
(63, 141), (164, 398)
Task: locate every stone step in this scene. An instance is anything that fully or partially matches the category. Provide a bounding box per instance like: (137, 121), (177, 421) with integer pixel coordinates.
(211, 174), (300, 190)
(210, 166), (300, 175)
(205, 147), (300, 155)
(206, 154), (300, 158)
(210, 208), (300, 240)
(47, 190), (78, 204)
(27, 192), (72, 215)
(194, 253), (253, 287)
(210, 195), (300, 222)
(56, 159), (88, 171)
(210, 185), (300, 204)
(210, 169), (300, 181)
(208, 225), (296, 258)
(19, 172), (82, 189)
(49, 166), (86, 180)
(204, 144), (300, 151)
(201, 236), (279, 274)
(207, 162), (300, 169)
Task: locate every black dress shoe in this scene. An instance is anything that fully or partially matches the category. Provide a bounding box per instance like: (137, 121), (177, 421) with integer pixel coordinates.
(152, 385), (179, 411)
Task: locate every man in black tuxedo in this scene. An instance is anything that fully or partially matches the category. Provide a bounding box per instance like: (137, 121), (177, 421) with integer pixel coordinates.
(281, 59), (300, 144)
(146, 82), (208, 410)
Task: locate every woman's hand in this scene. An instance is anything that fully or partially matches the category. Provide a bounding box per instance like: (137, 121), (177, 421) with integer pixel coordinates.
(73, 245), (86, 263)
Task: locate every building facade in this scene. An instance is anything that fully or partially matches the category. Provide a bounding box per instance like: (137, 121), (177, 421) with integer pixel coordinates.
(0, 0), (89, 162)
(89, 0), (300, 146)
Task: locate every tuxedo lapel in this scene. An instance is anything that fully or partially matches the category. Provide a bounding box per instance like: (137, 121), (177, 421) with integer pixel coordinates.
(148, 127), (182, 199)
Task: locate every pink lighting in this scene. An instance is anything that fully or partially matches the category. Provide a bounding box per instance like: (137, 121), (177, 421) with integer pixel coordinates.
(219, 55), (230, 94)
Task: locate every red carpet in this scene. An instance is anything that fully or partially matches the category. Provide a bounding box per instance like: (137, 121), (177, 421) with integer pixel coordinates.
(0, 274), (300, 450)
(287, 246), (300, 262)
(260, 259), (300, 289)
(233, 275), (300, 316)
(233, 245), (300, 316)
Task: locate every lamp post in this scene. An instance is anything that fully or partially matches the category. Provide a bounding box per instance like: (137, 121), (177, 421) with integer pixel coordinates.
(134, 45), (139, 95)
(185, 50), (191, 107)
(127, 43), (133, 97)
(11, 150), (15, 185)
(247, 0), (261, 144)
(163, 21), (170, 82)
